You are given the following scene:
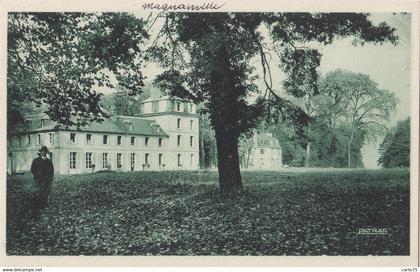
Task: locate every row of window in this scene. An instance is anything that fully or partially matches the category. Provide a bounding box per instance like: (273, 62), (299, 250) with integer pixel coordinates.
(12, 133), (54, 146)
(70, 133), (195, 147)
(257, 139), (280, 147)
(70, 133), (161, 147)
(177, 135), (194, 147)
(11, 133), (197, 149)
(174, 101), (194, 113)
(176, 118), (195, 130)
(145, 101), (195, 114)
(259, 148), (281, 155)
(254, 158), (282, 166)
(69, 152), (195, 169)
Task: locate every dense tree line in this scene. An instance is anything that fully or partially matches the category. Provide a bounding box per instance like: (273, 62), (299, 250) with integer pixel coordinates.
(259, 118), (366, 168)
(378, 118), (410, 168)
(259, 70), (397, 168)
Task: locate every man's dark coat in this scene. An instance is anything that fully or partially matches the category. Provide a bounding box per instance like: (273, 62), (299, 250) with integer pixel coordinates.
(31, 156), (54, 207)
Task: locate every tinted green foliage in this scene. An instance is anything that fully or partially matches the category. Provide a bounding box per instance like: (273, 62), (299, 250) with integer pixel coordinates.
(263, 69), (396, 168)
(199, 114), (218, 169)
(8, 13), (149, 129)
(149, 13), (397, 193)
(260, 115), (365, 168)
(258, 120), (306, 167)
(309, 122), (365, 168)
(100, 83), (155, 116)
(315, 70), (397, 167)
(7, 170), (409, 255)
(378, 118), (410, 168)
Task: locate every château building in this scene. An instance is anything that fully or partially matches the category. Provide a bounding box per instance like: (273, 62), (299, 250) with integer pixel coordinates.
(7, 95), (199, 175)
(242, 132), (282, 170)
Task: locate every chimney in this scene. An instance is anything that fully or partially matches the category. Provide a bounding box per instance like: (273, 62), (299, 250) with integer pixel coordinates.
(150, 86), (162, 100)
(109, 106), (116, 115)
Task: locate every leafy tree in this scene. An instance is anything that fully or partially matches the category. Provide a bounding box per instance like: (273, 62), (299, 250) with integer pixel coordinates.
(238, 134), (255, 169)
(199, 113), (218, 169)
(258, 118), (305, 167)
(378, 118), (410, 168)
(271, 93), (317, 167)
(317, 70), (397, 167)
(377, 127), (397, 166)
(8, 12), (149, 130)
(150, 13), (397, 195)
(100, 83), (156, 116)
(112, 86), (140, 116)
(297, 95), (318, 167)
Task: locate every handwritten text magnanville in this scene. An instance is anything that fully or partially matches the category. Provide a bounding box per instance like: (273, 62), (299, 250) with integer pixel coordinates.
(142, 2), (226, 12)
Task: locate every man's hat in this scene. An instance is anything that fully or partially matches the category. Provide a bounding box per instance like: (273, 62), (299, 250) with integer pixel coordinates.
(39, 146), (50, 153)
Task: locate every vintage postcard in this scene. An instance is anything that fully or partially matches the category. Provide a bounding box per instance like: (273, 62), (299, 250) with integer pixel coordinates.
(0, 0), (419, 268)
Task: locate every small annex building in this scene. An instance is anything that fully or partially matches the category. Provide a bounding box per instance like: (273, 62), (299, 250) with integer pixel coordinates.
(245, 132), (283, 170)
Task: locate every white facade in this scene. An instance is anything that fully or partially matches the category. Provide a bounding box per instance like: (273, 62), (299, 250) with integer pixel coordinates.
(247, 133), (283, 170)
(139, 96), (200, 171)
(7, 96), (200, 175)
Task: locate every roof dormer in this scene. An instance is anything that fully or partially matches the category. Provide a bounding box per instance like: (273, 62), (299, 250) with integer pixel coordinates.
(122, 119), (133, 132)
(151, 122), (161, 133)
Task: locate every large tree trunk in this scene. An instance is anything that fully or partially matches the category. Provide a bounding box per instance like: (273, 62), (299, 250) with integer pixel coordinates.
(347, 133), (354, 168)
(215, 131), (243, 196)
(347, 142), (351, 168)
(305, 142), (311, 167)
(212, 140), (218, 167)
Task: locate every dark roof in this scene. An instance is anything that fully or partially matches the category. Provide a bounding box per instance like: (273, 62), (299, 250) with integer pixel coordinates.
(255, 133), (281, 148)
(113, 116), (168, 137)
(13, 116), (169, 137)
(139, 111), (198, 118)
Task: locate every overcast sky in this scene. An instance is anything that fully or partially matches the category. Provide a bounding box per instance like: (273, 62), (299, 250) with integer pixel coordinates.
(102, 12), (411, 168)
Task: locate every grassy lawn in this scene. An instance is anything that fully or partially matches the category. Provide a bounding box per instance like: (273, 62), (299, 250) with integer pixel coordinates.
(7, 169), (409, 256)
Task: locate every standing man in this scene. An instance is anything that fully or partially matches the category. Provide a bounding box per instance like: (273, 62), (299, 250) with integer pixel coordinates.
(31, 146), (54, 209)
